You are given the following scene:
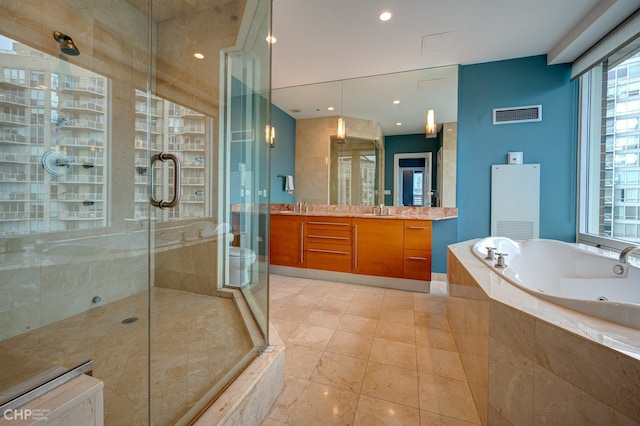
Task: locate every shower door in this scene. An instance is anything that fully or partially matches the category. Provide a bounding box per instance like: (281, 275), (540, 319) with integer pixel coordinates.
(0, 0), (270, 424)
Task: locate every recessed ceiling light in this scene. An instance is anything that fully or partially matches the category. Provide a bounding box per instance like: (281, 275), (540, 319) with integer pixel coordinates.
(396, 122), (402, 126)
(194, 53), (205, 59)
(393, 100), (400, 104)
(379, 11), (392, 22)
(328, 106), (335, 111)
(266, 35), (277, 44)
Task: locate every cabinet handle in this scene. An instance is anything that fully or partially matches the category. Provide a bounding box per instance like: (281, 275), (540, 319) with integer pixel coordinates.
(408, 226), (427, 230)
(300, 222), (304, 264)
(408, 256), (427, 261)
(308, 235), (349, 240)
(308, 248), (349, 255)
(307, 221), (350, 226)
(353, 224), (358, 269)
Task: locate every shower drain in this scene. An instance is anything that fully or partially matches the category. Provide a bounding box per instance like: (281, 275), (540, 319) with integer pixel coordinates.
(121, 316), (139, 324)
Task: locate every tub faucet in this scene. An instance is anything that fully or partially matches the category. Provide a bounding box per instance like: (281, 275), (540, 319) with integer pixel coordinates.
(495, 252), (508, 268)
(485, 247), (497, 260)
(619, 245), (640, 264)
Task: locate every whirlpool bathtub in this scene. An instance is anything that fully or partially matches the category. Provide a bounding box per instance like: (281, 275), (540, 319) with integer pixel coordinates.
(472, 237), (640, 329)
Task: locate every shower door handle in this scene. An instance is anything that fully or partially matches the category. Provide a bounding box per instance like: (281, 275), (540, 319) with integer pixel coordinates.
(150, 152), (181, 209)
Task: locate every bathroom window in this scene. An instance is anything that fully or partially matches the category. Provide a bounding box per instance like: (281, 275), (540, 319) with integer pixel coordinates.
(0, 35), (110, 237)
(579, 37), (640, 247)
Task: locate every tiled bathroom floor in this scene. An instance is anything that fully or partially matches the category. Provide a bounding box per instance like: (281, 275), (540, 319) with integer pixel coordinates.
(2, 287), (254, 426)
(263, 275), (480, 426)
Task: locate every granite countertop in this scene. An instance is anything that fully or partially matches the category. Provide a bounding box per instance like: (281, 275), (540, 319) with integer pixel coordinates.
(269, 203), (457, 221)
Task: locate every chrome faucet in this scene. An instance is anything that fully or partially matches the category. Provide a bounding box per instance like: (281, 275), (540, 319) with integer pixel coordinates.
(619, 245), (640, 264)
(495, 252), (508, 268)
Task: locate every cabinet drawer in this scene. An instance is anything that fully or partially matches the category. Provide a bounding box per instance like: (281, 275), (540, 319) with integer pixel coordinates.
(306, 229), (352, 245)
(306, 242), (352, 273)
(306, 217), (352, 229)
(403, 249), (431, 281)
(403, 220), (432, 251)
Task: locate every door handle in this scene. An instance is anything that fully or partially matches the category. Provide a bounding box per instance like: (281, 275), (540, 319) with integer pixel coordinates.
(150, 152), (181, 209)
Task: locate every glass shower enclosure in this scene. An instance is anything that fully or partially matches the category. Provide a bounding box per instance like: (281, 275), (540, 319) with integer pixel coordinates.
(0, 0), (271, 424)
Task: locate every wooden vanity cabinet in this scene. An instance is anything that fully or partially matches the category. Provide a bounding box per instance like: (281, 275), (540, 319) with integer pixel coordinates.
(270, 215), (306, 267)
(305, 217), (352, 273)
(352, 218), (404, 278)
(403, 220), (432, 280)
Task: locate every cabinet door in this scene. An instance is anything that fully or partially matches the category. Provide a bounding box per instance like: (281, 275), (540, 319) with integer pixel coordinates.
(353, 218), (404, 278)
(403, 249), (432, 280)
(403, 220), (432, 250)
(403, 220), (432, 280)
(270, 215), (305, 267)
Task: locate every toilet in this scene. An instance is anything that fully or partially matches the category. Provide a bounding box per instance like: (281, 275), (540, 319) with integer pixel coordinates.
(228, 246), (256, 286)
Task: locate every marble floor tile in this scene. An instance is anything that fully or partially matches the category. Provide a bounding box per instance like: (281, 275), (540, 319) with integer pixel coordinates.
(354, 394), (421, 426)
(415, 326), (458, 351)
(375, 320), (416, 344)
(416, 346), (467, 381)
(418, 372), (481, 424)
(283, 344), (323, 380)
(361, 361), (420, 408)
(309, 351), (367, 393)
(369, 337), (417, 370)
(346, 300), (381, 319)
(287, 324), (335, 351)
(265, 275), (481, 426)
(379, 305), (415, 325)
(325, 330), (374, 360)
(285, 381), (359, 425)
(337, 314), (378, 336)
(302, 309), (344, 329)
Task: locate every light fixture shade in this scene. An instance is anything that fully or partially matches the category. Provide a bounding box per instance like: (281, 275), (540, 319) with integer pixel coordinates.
(337, 117), (346, 143)
(265, 125), (276, 147)
(425, 109), (436, 137)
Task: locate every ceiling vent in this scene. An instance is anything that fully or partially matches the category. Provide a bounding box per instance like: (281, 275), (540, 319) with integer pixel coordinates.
(493, 105), (542, 125)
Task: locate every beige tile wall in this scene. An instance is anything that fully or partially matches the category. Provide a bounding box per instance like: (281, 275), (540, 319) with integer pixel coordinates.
(446, 246), (640, 425)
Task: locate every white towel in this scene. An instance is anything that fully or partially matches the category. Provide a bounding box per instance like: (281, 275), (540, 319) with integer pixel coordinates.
(285, 175), (294, 194)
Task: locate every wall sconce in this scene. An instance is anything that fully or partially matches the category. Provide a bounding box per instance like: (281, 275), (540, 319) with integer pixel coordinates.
(337, 117), (346, 144)
(337, 81), (346, 144)
(425, 109), (437, 138)
(265, 125), (276, 148)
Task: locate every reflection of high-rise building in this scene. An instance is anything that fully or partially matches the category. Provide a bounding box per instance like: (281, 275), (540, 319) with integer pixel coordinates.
(0, 38), (108, 236)
(603, 53), (640, 243)
(337, 155), (376, 206)
(133, 90), (209, 221)
(0, 37), (209, 237)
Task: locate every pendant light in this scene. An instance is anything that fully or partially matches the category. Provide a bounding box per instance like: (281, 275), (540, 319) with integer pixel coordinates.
(337, 81), (346, 144)
(425, 109), (436, 138)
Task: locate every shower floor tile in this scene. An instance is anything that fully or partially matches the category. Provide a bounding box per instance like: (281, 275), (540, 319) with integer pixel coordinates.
(2, 287), (255, 425)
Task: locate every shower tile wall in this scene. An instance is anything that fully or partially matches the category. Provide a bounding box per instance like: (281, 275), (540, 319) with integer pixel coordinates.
(0, 0), (150, 338)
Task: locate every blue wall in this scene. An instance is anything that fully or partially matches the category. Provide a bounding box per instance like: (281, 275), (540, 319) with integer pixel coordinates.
(270, 104), (296, 204)
(383, 133), (441, 206)
(457, 55), (579, 243)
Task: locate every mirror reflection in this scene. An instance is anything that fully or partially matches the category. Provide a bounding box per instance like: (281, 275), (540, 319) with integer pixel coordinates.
(330, 136), (381, 205)
(272, 65), (458, 207)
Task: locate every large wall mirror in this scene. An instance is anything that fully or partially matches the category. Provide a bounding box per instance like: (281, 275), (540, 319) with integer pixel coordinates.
(272, 65), (458, 207)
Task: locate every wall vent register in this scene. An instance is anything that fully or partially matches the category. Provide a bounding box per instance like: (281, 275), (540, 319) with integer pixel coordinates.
(493, 105), (542, 124)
